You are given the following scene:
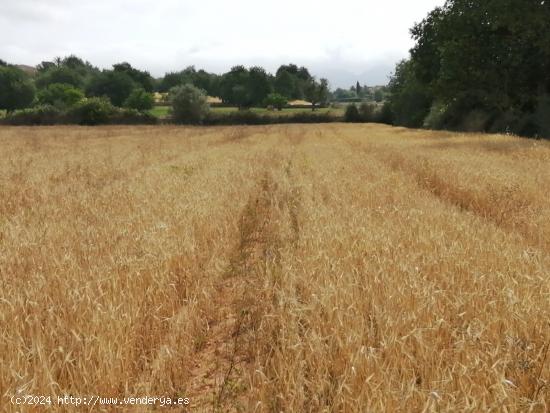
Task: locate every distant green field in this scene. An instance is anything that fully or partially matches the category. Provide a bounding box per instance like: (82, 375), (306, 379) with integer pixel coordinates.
(149, 106), (344, 119)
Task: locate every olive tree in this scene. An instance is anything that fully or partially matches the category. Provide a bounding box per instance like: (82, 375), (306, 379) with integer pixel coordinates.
(169, 84), (209, 124)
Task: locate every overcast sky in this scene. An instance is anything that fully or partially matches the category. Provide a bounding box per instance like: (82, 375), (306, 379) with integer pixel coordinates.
(0, 0), (445, 88)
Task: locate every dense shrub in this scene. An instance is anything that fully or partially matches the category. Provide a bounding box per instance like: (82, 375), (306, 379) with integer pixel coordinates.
(123, 89), (154, 111)
(35, 66), (84, 89)
(86, 71), (136, 106)
(378, 102), (394, 125)
(344, 104), (361, 122)
(1, 105), (62, 125)
(0, 66), (36, 113)
(358, 102), (378, 122)
(66, 97), (115, 125)
(264, 93), (288, 110)
(1, 103), (158, 126)
(203, 110), (339, 126)
(110, 108), (157, 125)
(169, 84), (209, 124)
(37, 83), (84, 109)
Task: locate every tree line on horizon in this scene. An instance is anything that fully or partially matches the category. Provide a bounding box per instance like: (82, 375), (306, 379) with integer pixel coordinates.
(2, 0), (549, 136)
(0, 57), (337, 114)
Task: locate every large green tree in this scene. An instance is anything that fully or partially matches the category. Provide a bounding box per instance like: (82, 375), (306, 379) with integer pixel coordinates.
(247, 66), (272, 106)
(219, 66), (251, 108)
(0, 66), (36, 113)
(36, 66), (84, 89)
(158, 66), (220, 96)
(305, 78), (329, 110)
(390, 0), (550, 135)
(388, 60), (433, 127)
(113, 62), (154, 92)
(86, 70), (137, 106)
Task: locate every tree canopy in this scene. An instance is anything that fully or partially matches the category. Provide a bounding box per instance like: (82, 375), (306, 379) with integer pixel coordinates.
(0, 66), (36, 113)
(86, 70), (137, 107)
(389, 0), (550, 136)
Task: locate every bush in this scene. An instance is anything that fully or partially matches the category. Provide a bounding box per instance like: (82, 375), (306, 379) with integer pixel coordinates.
(1, 99), (158, 126)
(1, 105), (62, 125)
(124, 89), (154, 111)
(66, 97), (115, 125)
(358, 102), (377, 122)
(86, 70), (136, 107)
(378, 102), (394, 125)
(37, 83), (84, 109)
(203, 110), (339, 126)
(110, 108), (157, 125)
(169, 84), (209, 124)
(264, 93), (288, 110)
(344, 104), (361, 122)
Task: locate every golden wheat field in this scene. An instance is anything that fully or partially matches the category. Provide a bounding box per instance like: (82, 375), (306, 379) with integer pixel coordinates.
(1, 124), (549, 412)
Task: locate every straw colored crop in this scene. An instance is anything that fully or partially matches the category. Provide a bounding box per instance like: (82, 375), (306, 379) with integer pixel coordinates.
(0, 124), (548, 412)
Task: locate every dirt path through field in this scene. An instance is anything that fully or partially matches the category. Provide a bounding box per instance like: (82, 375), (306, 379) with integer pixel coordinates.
(186, 170), (290, 411)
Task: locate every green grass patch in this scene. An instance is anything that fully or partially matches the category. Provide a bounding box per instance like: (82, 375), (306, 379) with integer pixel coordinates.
(149, 106), (171, 118)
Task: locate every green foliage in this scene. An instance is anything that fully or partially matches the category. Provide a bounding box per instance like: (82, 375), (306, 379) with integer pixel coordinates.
(123, 89), (154, 111)
(248, 66), (272, 106)
(332, 88), (356, 101)
(35, 66), (84, 89)
(344, 104), (361, 122)
(390, 0), (550, 137)
(86, 70), (136, 106)
(388, 60), (433, 128)
(158, 66), (220, 96)
(274, 71), (297, 99)
(423, 101), (448, 129)
(1, 102), (157, 126)
(219, 66), (251, 108)
(273, 64), (313, 100)
(169, 84), (210, 124)
(264, 93), (288, 110)
(0, 66), (36, 112)
(219, 66), (271, 108)
(378, 102), (394, 125)
(37, 83), (84, 109)
(66, 97), (115, 125)
(2, 105), (61, 125)
(305, 78), (329, 110)
(113, 62), (154, 92)
(358, 102), (376, 122)
(203, 110), (338, 126)
(110, 108), (158, 125)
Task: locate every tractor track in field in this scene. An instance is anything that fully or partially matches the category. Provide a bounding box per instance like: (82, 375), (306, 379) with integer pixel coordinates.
(186, 170), (299, 411)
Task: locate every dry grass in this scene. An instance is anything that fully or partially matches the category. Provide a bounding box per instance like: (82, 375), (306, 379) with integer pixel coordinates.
(0, 124), (549, 412)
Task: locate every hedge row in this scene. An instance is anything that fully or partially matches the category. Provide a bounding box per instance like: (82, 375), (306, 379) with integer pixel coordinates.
(0, 98), (157, 126)
(2, 100), (394, 126)
(201, 110), (341, 125)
